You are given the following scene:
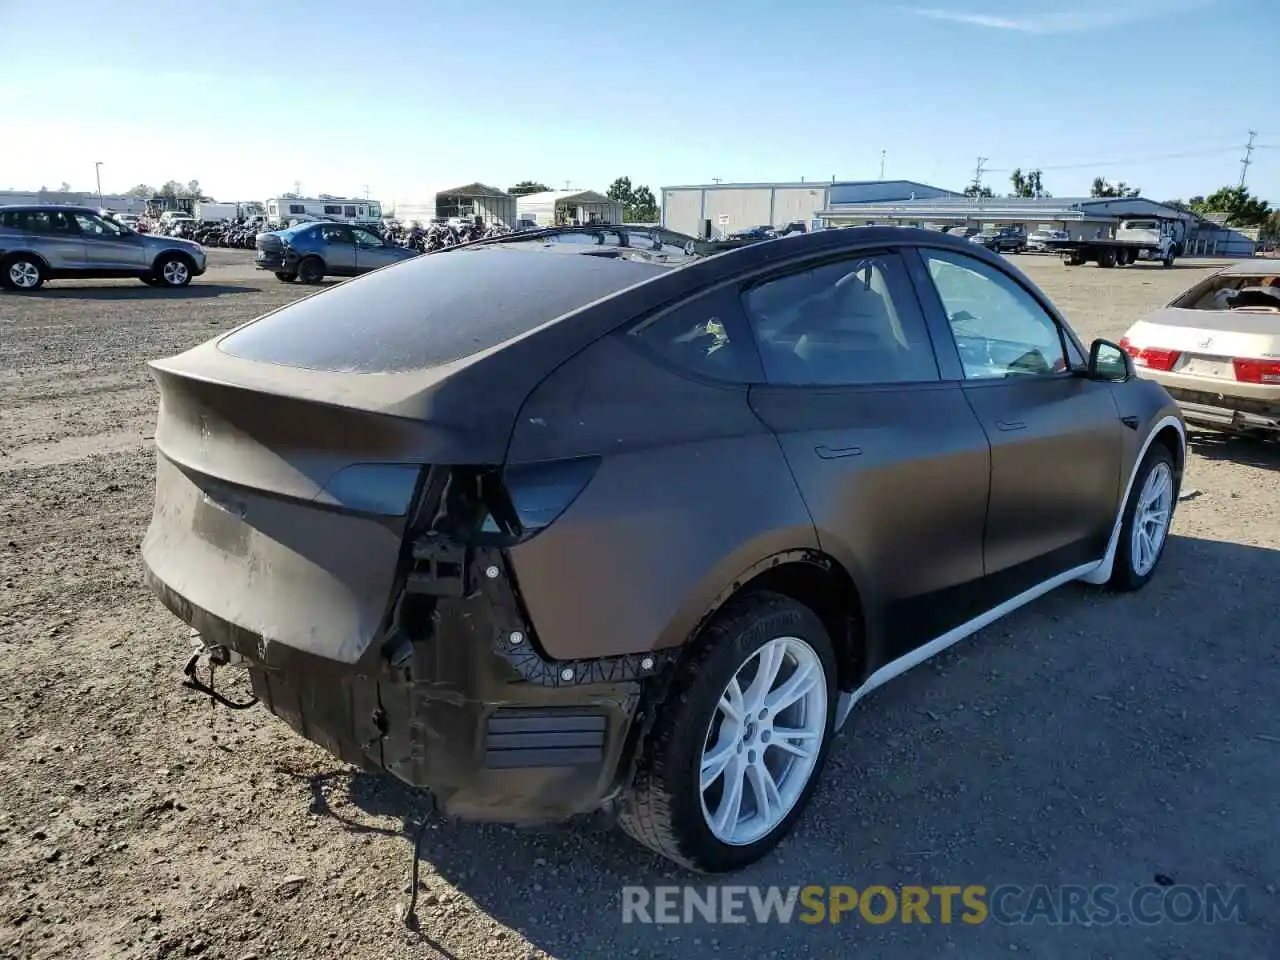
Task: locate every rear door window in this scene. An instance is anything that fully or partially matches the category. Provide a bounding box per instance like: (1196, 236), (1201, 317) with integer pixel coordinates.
(741, 251), (940, 386)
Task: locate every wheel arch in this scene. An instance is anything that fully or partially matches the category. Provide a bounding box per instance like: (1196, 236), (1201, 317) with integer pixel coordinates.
(686, 549), (868, 695)
(151, 247), (196, 273)
(2, 248), (52, 273)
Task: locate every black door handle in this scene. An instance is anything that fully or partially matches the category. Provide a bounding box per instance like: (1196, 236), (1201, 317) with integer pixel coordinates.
(995, 419), (1027, 432)
(816, 445), (863, 459)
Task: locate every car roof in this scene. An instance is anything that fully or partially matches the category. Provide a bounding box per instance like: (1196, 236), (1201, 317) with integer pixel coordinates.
(0, 204), (103, 215)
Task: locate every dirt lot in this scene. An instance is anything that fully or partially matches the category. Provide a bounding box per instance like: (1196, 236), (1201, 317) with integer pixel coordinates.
(1, 251), (1277, 960)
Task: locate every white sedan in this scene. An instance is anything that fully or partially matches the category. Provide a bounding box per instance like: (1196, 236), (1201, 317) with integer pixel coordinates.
(1120, 261), (1280, 437)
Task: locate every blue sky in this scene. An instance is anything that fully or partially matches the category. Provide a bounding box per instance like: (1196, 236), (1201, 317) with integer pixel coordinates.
(1, 0), (1276, 206)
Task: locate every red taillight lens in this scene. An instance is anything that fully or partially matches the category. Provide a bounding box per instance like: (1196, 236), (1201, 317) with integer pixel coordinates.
(1232, 358), (1280, 384)
(1120, 337), (1180, 372)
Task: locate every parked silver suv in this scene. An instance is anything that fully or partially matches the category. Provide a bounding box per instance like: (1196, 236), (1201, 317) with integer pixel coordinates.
(0, 205), (207, 291)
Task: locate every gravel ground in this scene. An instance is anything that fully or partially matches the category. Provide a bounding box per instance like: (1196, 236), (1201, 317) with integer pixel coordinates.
(1, 251), (1277, 959)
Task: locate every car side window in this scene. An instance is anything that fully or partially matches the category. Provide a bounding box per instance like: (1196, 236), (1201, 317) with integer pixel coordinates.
(320, 225), (350, 244)
(628, 286), (761, 383)
(73, 213), (124, 238)
(352, 228), (383, 248)
(740, 252), (939, 386)
(923, 250), (1068, 379)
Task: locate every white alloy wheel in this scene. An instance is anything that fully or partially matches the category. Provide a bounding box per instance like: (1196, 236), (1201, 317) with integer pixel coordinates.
(699, 635), (827, 846)
(1131, 460), (1173, 576)
(9, 260), (41, 289)
(161, 259), (190, 286)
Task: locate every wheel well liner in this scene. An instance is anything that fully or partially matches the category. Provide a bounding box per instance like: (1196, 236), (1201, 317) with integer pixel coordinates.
(694, 550), (867, 693)
(1152, 423), (1185, 491)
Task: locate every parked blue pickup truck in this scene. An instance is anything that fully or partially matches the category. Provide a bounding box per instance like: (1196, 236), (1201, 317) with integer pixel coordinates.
(255, 221), (419, 283)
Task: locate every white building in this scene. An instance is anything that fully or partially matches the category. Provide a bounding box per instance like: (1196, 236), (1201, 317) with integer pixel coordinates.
(516, 190), (623, 227)
(660, 179), (961, 238)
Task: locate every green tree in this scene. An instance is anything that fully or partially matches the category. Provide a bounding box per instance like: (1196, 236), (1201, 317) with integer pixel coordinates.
(58, 181), (71, 192)
(124, 183), (156, 197)
(1189, 186), (1271, 227)
(186, 180), (202, 199)
(963, 183), (994, 198)
(507, 180), (549, 196)
(1009, 168), (1049, 198)
(1090, 177), (1140, 198)
(626, 185), (658, 223)
(607, 176), (634, 206)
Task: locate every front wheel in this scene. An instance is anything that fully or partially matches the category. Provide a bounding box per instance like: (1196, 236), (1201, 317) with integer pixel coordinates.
(274, 271), (297, 283)
(619, 591), (837, 872)
(1110, 444), (1176, 591)
(154, 255), (193, 287)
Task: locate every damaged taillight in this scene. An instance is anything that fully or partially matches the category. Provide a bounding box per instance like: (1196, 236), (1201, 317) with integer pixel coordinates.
(314, 464), (422, 515)
(1232, 358), (1280, 384)
(504, 458), (599, 534)
(1119, 337), (1180, 372)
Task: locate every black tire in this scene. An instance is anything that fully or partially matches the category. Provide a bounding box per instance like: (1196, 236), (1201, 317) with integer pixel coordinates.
(153, 254), (193, 287)
(1065, 251), (1085, 266)
(1109, 444), (1177, 592)
(2, 254), (46, 291)
(1097, 248), (1116, 268)
(618, 591), (838, 873)
(297, 257), (325, 284)
(274, 271), (297, 283)
(1163, 252), (1175, 268)
(1115, 248), (1131, 266)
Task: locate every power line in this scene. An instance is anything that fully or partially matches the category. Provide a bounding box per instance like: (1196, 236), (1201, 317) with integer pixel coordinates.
(984, 144), (1243, 174)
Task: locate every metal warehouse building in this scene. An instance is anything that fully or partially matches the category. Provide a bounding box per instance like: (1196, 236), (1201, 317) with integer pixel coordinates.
(434, 183), (517, 227)
(660, 179), (962, 238)
(817, 195), (1197, 243)
(516, 190), (623, 227)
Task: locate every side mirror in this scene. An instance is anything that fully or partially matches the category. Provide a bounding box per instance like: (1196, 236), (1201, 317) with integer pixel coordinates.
(1087, 338), (1133, 381)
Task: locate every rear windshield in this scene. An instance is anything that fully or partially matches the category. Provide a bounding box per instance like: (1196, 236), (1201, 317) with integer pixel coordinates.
(218, 246), (664, 373)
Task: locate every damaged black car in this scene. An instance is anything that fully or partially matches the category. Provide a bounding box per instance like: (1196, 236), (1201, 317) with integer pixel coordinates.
(143, 224), (1184, 873)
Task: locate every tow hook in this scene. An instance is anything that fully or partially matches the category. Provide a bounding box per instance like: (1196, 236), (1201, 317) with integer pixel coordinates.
(181, 639), (259, 711)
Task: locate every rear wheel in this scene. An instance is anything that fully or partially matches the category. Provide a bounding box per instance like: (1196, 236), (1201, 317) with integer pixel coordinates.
(297, 257), (325, 284)
(3, 255), (45, 291)
(274, 271), (297, 283)
(1115, 248), (1131, 266)
(1110, 445), (1176, 591)
(619, 591), (836, 872)
(1097, 247), (1117, 268)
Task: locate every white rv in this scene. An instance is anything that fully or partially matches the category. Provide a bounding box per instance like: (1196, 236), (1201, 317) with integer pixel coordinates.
(264, 196), (383, 226)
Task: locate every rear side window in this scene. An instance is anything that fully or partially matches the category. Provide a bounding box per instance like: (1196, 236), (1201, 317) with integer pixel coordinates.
(627, 286), (762, 383)
(219, 247), (664, 373)
(741, 252), (940, 386)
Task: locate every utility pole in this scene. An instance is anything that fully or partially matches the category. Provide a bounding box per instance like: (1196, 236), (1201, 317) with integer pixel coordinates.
(94, 162), (103, 204)
(294, 180), (302, 197)
(362, 183), (370, 200)
(1238, 130), (1257, 188)
(970, 156), (987, 194)
(880, 150), (886, 179)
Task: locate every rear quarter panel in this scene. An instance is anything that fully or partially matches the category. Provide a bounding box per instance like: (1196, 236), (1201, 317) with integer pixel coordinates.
(505, 334), (817, 661)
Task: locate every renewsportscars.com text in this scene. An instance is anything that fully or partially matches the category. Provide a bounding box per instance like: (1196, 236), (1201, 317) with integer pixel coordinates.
(620, 884), (1247, 926)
